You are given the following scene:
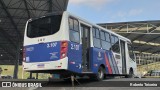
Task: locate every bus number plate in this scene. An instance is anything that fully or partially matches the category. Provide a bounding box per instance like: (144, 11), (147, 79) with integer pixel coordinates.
(71, 44), (79, 50)
(47, 42), (57, 48)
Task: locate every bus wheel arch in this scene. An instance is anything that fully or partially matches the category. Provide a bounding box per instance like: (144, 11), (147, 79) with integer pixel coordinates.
(93, 64), (106, 81)
(129, 67), (134, 74)
(127, 67), (134, 78)
(100, 64), (106, 73)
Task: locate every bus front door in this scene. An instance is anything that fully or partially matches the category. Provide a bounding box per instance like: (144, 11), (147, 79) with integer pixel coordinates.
(120, 40), (127, 74)
(80, 24), (90, 72)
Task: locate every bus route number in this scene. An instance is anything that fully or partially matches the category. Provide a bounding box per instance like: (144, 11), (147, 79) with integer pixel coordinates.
(71, 44), (79, 50)
(47, 42), (57, 48)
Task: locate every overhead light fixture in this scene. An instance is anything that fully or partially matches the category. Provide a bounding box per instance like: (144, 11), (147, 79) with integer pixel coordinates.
(1, 54), (3, 57)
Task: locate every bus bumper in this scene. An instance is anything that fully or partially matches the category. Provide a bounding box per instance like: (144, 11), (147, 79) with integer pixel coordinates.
(23, 57), (68, 71)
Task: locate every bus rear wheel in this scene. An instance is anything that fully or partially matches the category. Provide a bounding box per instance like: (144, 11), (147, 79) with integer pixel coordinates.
(94, 67), (105, 81)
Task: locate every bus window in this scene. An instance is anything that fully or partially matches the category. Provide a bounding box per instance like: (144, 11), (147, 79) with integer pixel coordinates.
(69, 18), (74, 30)
(100, 31), (105, 40)
(93, 27), (101, 48)
(111, 35), (120, 53)
(92, 28), (96, 37)
(101, 31), (111, 50)
(96, 29), (100, 38)
(74, 19), (79, 31)
(70, 30), (80, 43)
(105, 32), (110, 42)
(111, 35), (115, 44)
(27, 15), (62, 38)
(115, 37), (119, 45)
(69, 17), (80, 43)
(101, 41), (111, 50)
(93, 38), (101, 48)
(128, 44), (135, 61)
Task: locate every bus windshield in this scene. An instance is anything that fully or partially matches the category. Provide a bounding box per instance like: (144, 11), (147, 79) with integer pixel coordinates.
(27, 15), (62, 38)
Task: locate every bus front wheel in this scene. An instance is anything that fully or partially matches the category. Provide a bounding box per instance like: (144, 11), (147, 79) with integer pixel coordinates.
(126, 68), (134, 78)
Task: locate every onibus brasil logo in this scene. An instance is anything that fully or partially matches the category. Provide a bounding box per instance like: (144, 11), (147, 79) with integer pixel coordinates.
(1, 82), (42, 87)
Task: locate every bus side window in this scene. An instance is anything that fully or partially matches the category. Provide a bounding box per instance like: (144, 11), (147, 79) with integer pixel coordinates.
(69, 18), (74, 30)
(74, 19), (79, 31)
(69, 17), (80, 43)
(100, 31), (105, 40)
(111, 35), (120, 53)
(128, 44), (135, 61)
(96, 29), (100, 38)
(92, 27), (101, 48)
(105, 32), (110, 42)
(92, 28), (96, 37)
(101, 31), (111, 50)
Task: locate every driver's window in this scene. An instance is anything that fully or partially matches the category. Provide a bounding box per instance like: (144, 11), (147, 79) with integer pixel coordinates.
(128, 44), (135, 61)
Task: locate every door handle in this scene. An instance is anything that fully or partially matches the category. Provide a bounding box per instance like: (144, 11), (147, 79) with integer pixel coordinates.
(38, 42), (45, 44)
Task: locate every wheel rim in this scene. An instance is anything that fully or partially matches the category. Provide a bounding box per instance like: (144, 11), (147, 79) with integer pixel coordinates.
(98, 69), (103, 79)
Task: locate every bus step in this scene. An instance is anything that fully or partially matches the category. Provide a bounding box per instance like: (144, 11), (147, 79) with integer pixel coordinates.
(82, 72), (93, 74)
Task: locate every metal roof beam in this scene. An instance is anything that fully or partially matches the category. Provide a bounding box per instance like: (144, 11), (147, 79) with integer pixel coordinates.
(141, 48), (152, 52)
(63, 0), (69, 11)
(0, 44), (15, 59)
(131, 24), (160, 41)
(48, 0), (53, 12)
(148, 24), (160, 33)
(0, 7), (49, 11)
(146, 36), (160, 43)
(0, 0), (22, 39)
(0, 27), (17, 49)
(153, 50), (160, 54)
(52, 0), (69, 11)
(0, 16), (28, 19)
(134, 36), (160, 50)
(125, 24), (148, 41)
(23, 0), (30, 19)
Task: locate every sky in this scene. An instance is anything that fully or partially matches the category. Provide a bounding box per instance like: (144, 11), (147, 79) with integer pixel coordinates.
(68, 0), (160, 23)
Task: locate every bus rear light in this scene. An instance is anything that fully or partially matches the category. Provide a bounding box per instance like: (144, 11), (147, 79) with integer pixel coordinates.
(60, 41), (68, 59)
(58, 66), (61, 68)
(23, 47), (26, 62)
(61, 42), (68, 47)
(55, 66), (62, 68)
(61, 47), (67, 51)
(61, 53), (66, 57)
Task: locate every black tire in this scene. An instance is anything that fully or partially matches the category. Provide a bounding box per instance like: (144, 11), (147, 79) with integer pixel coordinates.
(94, 67), (105, 81)
(129, 69), (134, 78)
(126, 69), (134, 78)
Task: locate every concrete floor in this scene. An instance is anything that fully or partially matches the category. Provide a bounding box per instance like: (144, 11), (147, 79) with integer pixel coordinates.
(0, 78), (159, 90)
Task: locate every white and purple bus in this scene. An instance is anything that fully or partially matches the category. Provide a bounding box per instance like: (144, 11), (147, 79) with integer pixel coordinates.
(23, 11), (137, 80)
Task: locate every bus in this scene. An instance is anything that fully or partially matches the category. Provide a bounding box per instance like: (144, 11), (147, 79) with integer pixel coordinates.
(23, 11), (137, 80)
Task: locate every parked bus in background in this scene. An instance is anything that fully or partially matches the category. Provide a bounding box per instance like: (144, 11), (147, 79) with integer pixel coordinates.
(23, 11), (137, 80)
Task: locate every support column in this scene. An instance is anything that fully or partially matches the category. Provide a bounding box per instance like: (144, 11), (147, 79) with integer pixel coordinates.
(138, 54), (141, 65)
(13, 42), (20, 79)
(36, 73), (38, 79)
(29, 72), (32, 79)
(48, 0), (53, 13)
